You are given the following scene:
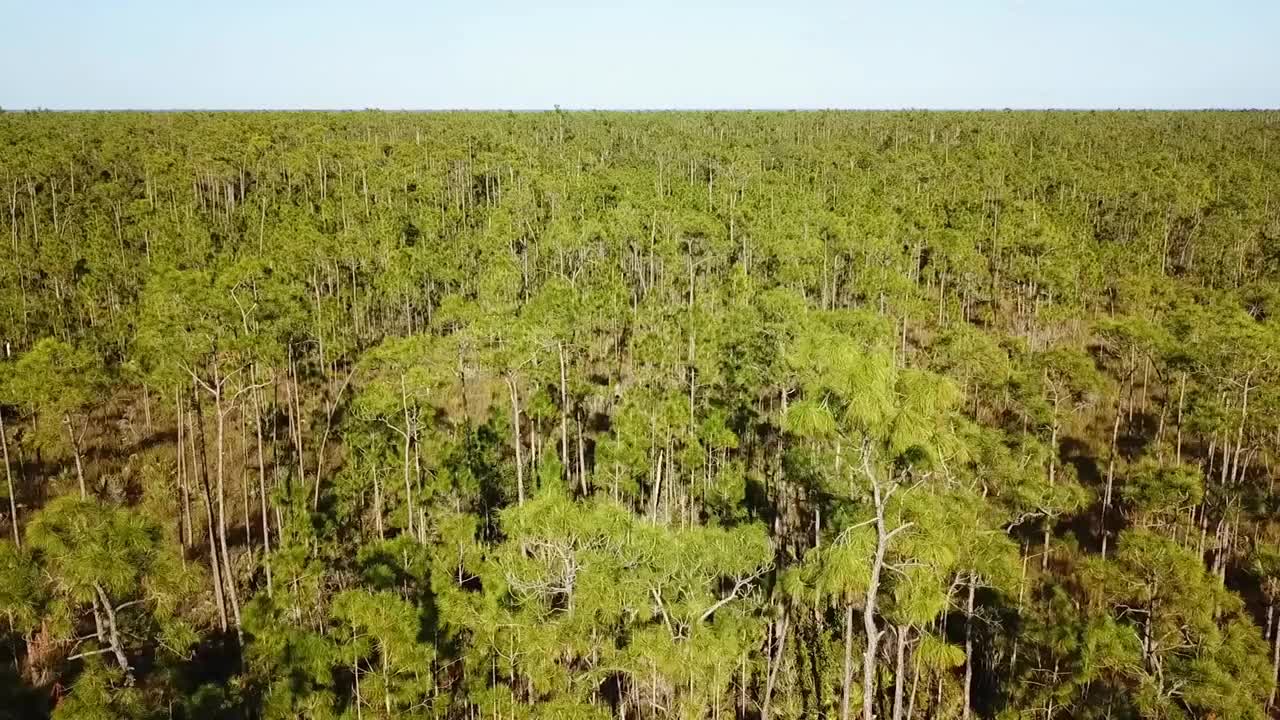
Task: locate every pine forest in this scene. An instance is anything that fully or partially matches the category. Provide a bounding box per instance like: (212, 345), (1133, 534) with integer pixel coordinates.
(2, 109), (1280, 719)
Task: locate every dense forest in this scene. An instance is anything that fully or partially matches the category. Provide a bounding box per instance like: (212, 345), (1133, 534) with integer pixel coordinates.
(1, 109), (1279, 719)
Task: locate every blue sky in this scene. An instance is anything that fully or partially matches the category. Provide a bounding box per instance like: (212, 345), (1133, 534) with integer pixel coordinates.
(2, 0), (1277, 110)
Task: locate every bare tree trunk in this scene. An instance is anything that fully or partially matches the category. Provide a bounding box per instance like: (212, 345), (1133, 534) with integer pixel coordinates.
(892, 625), (909, 720)
(906, 647), (921, 720)
(253, 374), (273, 598)
(211, 372), (244, 643)
(559, 341), (569, 478)
(962, 575), (976, 720)
(1101, 406), (1122, 558)
(288, 348), (306, 489)
(92, 583), (131, 679)
(241, 411), (252, 550)
(312, 368), (353, 510)
(193, 388), (228, 633)
(177, 389), (192, 548)
(1044, 421), (1058, 570)
(1, 409), (17, 546)
(863, 561), (884, 720)
(1175, 372), (1186, 464)
(1230, 379), (1251, 486)
(577, 413), (588, 495)
(506, 376), (525, 505)
(142, 383), (152, 435)
(762, 614), (789, 720)
(400, 375), (416, 537)
(841, 603), (855, 720)
(1270, 614), (1280, 709)
(64, 413), (86, 498)
(373, 467), (385, 540)
(354, 656), (364, 720)
(862, 451), (908, 720)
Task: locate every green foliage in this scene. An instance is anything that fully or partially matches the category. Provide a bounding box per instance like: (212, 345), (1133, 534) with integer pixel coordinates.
(0, 541), (42, 635)
(50, 662), (145, 720)
(0, 110), (1277, 719)
(5, 340), (106, 419)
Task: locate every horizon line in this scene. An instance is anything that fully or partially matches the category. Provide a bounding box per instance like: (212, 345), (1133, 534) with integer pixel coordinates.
(6, 106), (1279, 114)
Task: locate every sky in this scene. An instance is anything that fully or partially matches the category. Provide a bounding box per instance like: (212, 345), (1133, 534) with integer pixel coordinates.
(2, 0), (1277, 110)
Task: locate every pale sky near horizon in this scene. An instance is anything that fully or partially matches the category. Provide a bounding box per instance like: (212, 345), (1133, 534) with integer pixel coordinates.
(2, 0), (1277, 110)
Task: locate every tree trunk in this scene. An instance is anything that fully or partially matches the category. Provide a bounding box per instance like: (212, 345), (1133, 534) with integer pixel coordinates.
(962, 575), (976, 720)
(892, 625), (909, 720)
(192, 387), (228, 632)
(906, 646), (921, 720)
(763, 614), (789, 720)
(92, 583), (131, 680)
(212, 374), (244, 642)
(862, 452), (905, 720)
(177, 389), (192, 548)
(1101, 406), (1121, 558)
(577, 412), (588, 495)
(400, 374), (416, 537)
(841, 602), (856, 720)
(142, 383), (152, 434)
(253, 375), (272, 598)
(354, 656), (364, 720)
(240, 411), (252, 550)
(288, 349), (306, 489)
(373, 467), (384, 540)
(507, 376), (525, 505)
(1270, 614), (1280, 709)
(1, 409), (18, 546)
(559, 341), (569, 479)
(862, 576), (882, 720)
(64, 413), (86, 498)
(1044, 421), (1058, 570)
(1175, 372), (1186, 464)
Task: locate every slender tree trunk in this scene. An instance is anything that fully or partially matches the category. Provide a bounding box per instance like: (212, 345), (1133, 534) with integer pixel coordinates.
(400, 375), (416, 537)
(962, 575), (976, 720)
(64, 413), (86, 498)
(507, 376), (525, 505)
(288, 349), (306, 489)
(92, 583), (131, 679)
(862, 452), (906, 720)
(373, 467), (384, 540)
(1101, 406), (1121, 558)
(763, 614), (789, 720)
(191, 384), (228, 632)
(841, 602), (856, 720)
(354, 656), (364, 720)
(142, 383), (152, 434)
(313, 368), (353, 510)
(862, 577), (882, 720)
(892, 625), (909, 720)
(577, 413), (588, 495)
(906, 647), (921, 720)
(177, 389), (192, 548)
(1, 410), (18, 546)
(650, 449), (664, 520)
(1229, 380), (1250, 487)
(212, 375), (244, 643)
(91, 593), (107, 645)
(1270, 614), (1280, 709)
(241, 411), (252, 550)
(559, 342), (569, 477)
(253, 375), (272, 598)
(1175, 372), (1186, 464)
(1044, 421), (1058, 570)
(382, 646), (391, 715)
(1046, 659), (1058, 719)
